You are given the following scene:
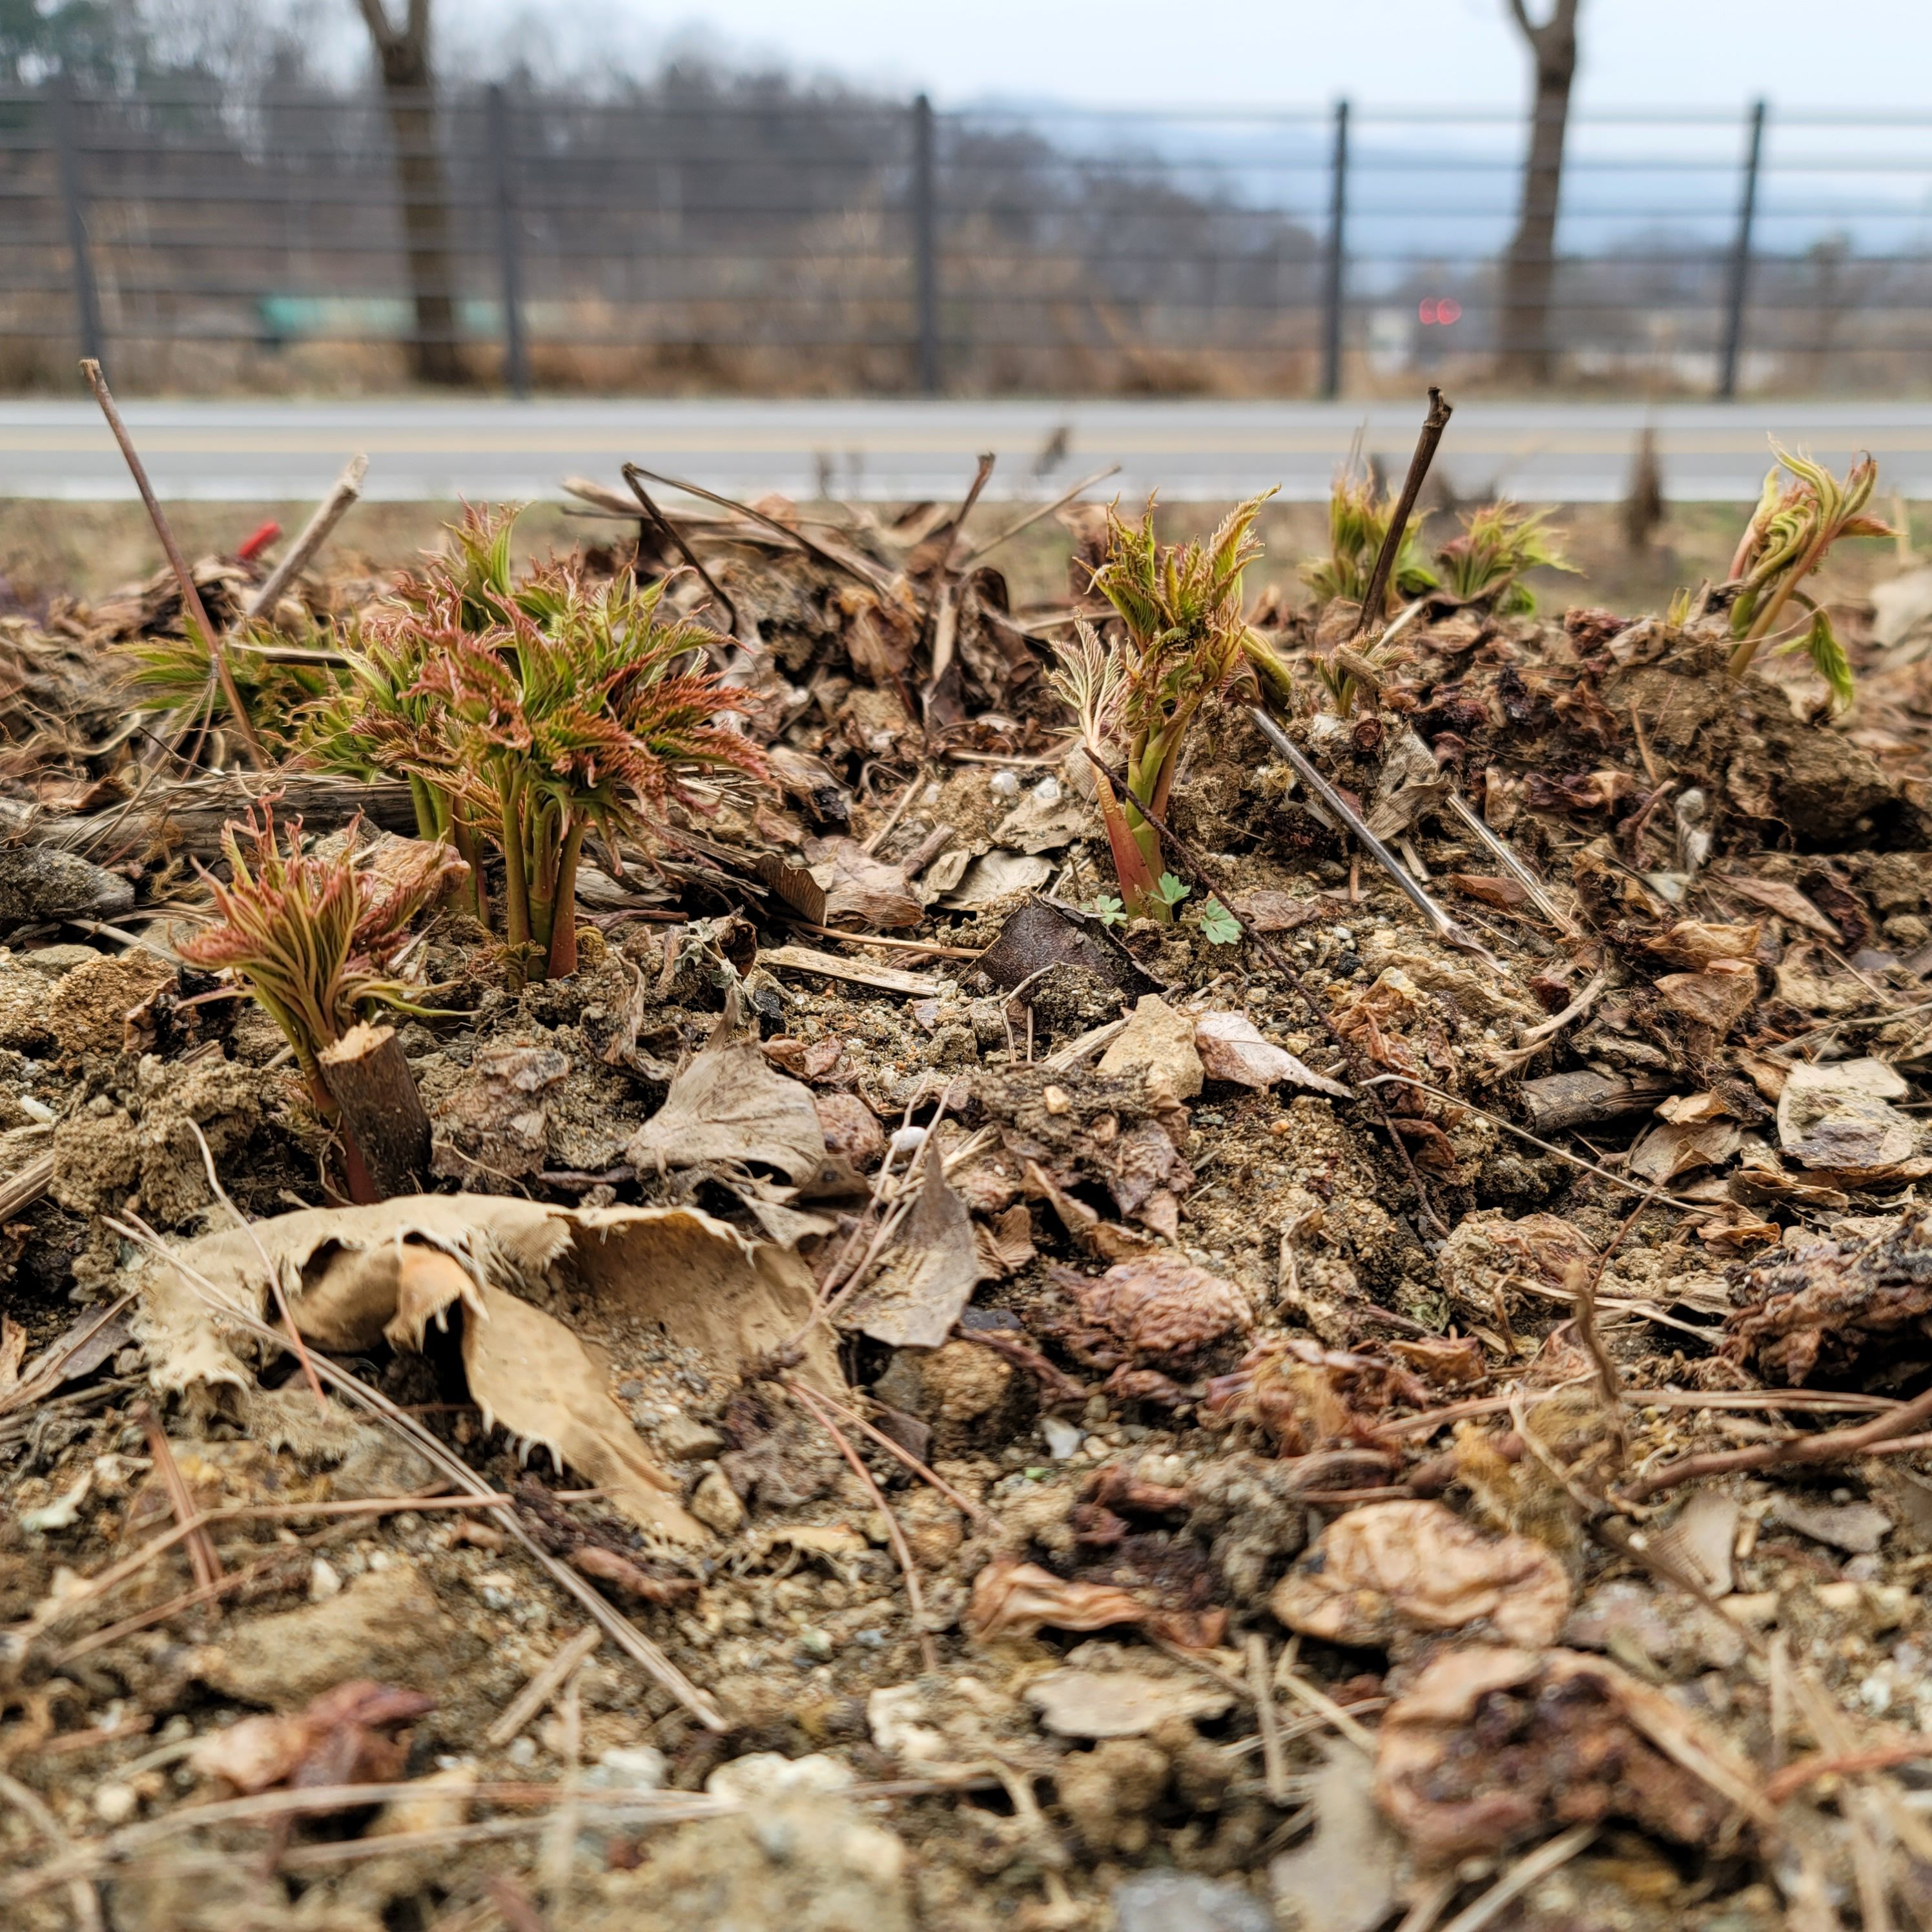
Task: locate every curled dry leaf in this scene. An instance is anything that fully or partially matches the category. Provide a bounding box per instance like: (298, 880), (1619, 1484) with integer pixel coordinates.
(189, 1679), (433, 1795)
(1373, 1645), (1769, 1865)
(1776, 1057), (1918, 1173)
(625, 1000), (827, 1188)
(841, 1138), (989, 1348)
(1052, 1255), (1252, 1368)
(964, 1554), (1226, 1650)
(1653, 961), (1760, 1036)
(1193, 1011), (1352, 1098)
(135, 1195), (837, 1543)
(1640, 920), (1762, 969)
(1024, 1666), (1234, 1740)
(1712, 871), (1839, 938)
(1269, 1499), (1572, 1649)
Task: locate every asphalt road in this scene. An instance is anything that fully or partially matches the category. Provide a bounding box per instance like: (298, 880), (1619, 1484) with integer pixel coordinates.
(5, 396), (1932, 504)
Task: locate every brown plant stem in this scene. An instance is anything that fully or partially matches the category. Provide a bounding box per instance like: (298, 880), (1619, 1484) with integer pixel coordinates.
(1351, 385), (1454, 640)
(80, 360), (266, 767)
(1622, 1375), (1932, 1502)
(546, 817), (590, 978)
(318, 1022), (431, 1199)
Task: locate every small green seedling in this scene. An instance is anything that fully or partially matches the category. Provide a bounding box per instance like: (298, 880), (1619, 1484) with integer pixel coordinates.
(1091, 894), (1126, 927)
(1153, 873), (1191, 912)
(1197, 898), (1242, 945)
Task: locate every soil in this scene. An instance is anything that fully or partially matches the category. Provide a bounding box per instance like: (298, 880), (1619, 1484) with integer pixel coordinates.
(7, 471), (1932, 1930)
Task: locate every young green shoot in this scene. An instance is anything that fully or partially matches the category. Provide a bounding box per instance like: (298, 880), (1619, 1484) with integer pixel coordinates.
(1051, 493), (1272, 921)
(1725, 447), (1891, 706)
(1434, 502), (1575, 614)
(1301, 474), (1437, 613)
(176, 802), (458, 1196)
(304, 508), (766, 981)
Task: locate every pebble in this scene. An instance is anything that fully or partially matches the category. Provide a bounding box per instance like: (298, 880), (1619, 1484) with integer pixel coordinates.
(691, 1467), (747, 1534)
(988, 769), (1021, 798)
(1032, 776), (1062, 804)
(1113, 1871), (1272, 1932)
(507, 1736), (537, 1767)
(94, 1781), (139, 1826)
(1040, 1416), (1085, 1460)
(307, 1558), (342, 1602)
(889, 1124), (929, 1159)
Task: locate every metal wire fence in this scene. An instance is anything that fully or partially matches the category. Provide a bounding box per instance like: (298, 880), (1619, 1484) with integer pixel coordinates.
(4, 80), (1931, 398)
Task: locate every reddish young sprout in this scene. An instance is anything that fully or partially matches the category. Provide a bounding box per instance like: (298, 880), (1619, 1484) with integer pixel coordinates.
(178, 802), (458, 1194)
(306, 508), (765, 982)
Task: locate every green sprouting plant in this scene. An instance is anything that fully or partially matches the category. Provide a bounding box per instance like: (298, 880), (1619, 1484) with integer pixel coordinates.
(1300, 475), (1437, 611)
(1091, 894), (1126, 927)
(311, 508), (767, 983)
(121, 617), (338, 754)
(1197, 897), (1241, 945)
(1051, 493), (1271, 921)
(1434, 502), (1575, 614)
(176, 802), (457, 1190)
(1151, 872), (1191, 912)
(1725, 447), (1891, 706)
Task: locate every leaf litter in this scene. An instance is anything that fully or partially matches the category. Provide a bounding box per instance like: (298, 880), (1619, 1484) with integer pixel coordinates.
(12, 424), (1932, 1928)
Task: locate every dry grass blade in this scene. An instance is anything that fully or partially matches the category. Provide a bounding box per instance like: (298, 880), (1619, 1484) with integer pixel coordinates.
(0, 1769), (103, 1932)
(790, 1379), (940, 1674)
(1435, 1823), (1597, 1932)
(134, 1401), (221, 1596)
(486, 1626), (603, 1748)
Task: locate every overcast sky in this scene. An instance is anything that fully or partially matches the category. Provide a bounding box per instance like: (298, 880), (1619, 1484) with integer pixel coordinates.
(414, 0), (1932, 110)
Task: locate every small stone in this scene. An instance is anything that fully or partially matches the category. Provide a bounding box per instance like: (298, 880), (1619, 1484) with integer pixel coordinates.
(889, 1124), (929, 1159)
(1042, 1085), (1071, 1115)
(1098, 994), (1204, 1100)
(585, 1745), (667, 1792)
(0, 848), (134, 927)
(507, 1736), (537, 1767)
(658, 1414), (726, 1463)
(1116, 1872), (1271, 1932)
(307, 1557), (342, 1602)
(94, 1781), (139, 1827)
(704, 1750), (855, 1802)
(988, 769), (1021, 798)
(691, 1468), (747, 1535)
(1041, 1416), (1084, 1460)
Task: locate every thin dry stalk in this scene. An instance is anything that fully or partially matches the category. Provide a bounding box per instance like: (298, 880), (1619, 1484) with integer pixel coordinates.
(102, 1212), (725, 1730)
(791, 1379), (1003, 1534)
(540, 1676), (582, 1913)
(1351, 385), (1454, 642)
(1623, 1374), (1932, 1501)
(134, 1401), (221, 1596)
(486, 1627), (603, 1748)
(1435, 1824), (1597, 1932)
(957, 464), (1123, 568)
(79, 360), (265, 766)
(1247, 712), (1500, 969)
(0, 1768), (103, 1932)
(1245, 1634), (1293, 1807)
(244, 453), (367, 619)
(790, 1380), (940, 1673)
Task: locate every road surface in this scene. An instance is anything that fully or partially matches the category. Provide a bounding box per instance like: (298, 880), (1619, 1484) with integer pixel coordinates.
(5, 397), (1932, 504)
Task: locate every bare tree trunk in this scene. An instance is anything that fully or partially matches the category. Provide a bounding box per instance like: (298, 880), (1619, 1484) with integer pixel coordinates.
(1498, 0), (1581, 385)
(355, 0), (464, 385)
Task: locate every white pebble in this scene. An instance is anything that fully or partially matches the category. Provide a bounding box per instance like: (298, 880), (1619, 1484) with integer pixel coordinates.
(988, 769), (1021, 797)
(889, 1124), (929, 1158)
(307, 1558), (342, 1602)
(1032, 776), (1062, 805)
(1040, 1416), (1085, 1460)
(94, 1782), (138, 1826)
(17, 1096), (53, 1124)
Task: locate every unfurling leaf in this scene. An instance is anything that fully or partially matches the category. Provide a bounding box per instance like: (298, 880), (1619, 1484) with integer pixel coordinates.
(1774, 603), (1856, 710)
(1197, 897), (1241, 945)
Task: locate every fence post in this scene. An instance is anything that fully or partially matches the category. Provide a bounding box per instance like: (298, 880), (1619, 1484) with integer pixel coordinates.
(49, 72), (105, 372)
(1718, 98), (1766, 400)
(487, 83), (529, 398)
(1319, 99), (1349, 400)
(912, 94), (939, 394)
